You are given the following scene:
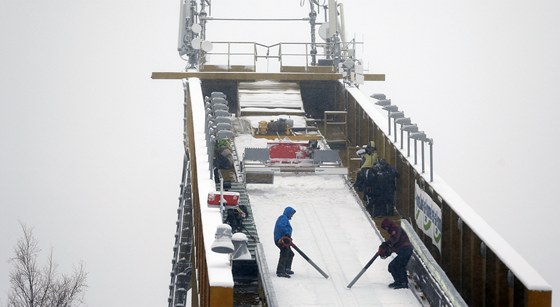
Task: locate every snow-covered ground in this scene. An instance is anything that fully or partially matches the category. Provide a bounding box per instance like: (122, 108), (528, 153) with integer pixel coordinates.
(234, 133), (420, 306)
(249, 174), (419, 306)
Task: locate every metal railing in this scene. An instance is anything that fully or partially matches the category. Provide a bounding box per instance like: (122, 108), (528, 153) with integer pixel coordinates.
(199, 41), (363, 73)
(168, 155), (193, 307)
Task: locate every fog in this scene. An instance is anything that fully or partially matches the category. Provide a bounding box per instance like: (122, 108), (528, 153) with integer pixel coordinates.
(1, 0), (558, 306)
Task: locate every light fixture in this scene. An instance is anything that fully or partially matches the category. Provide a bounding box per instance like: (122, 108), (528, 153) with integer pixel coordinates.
(410, 131), (433, 181)
(402, 124), (418, 158)
(369, 94), (435, 182)
(382, 105), (398, 135)
(211, 224), (234, 254)
(231, 233), (251, 260)
(395, 117), (411, 149)
(370, 93), (386, 100)
(374, 99), (391, 106)
(426, 138), (434, 182)
(389, 111), (405, 142)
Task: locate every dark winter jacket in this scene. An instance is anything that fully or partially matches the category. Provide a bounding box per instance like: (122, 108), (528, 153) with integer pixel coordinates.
(381, 218), (412, 254)
(274, 206), (296, 242)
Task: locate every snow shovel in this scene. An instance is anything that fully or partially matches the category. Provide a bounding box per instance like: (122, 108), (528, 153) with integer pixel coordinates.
(346, 252), (380, 288)
(290, 242), (329, 279)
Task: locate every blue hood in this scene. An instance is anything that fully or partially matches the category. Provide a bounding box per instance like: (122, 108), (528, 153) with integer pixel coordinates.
(274, 206), (296, 242)
(283, 206), (296, 219)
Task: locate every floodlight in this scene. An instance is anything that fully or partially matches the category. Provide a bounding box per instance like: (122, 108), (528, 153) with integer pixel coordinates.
(410, 131), (428, 175)
(395, 117), (411, 149)
(395, 118), (411, 125)
(370, 93), (386, 100)
(410, 131), (427, 141)
(402, 125), (417, 155)
(382, 105), (398, 112)
(389, 111), (404, 142)
(375, 99), (391, 106)
(402, 124), (418, 132)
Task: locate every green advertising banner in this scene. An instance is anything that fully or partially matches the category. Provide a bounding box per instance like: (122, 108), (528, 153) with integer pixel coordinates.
(414, 182), (442, 252)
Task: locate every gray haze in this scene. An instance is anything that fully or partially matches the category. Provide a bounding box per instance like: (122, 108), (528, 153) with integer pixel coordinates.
(1, 0), (559, 306)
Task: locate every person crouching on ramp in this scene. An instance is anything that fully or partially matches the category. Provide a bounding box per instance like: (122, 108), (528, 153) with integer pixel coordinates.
(380, 218), (413, 289)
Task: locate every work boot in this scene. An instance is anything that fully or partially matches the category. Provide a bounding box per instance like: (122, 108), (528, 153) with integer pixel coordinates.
(393, 282), (408, 289)
(285, 269), (294, 275)
(276, 272), (290, 278)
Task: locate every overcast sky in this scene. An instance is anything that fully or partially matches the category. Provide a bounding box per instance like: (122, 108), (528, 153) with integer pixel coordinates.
(1, 0), (559, 306)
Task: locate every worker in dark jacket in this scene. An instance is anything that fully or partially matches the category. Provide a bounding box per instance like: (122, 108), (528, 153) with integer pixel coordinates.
(364, 163), (383, 216)
(274, 206), (296, 278)
(380, 218), (413, 289)
(369, 160), (399, 217)
(354, 141), (378, 192)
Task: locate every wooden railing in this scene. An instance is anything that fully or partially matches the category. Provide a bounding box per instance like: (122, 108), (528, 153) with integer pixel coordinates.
(337, 83), (552, 307)
(184, 79), (234, 306)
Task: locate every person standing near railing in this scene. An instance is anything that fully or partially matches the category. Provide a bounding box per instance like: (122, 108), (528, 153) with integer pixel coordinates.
(380, 218), (413, 289)
(353, 141), (378, 192)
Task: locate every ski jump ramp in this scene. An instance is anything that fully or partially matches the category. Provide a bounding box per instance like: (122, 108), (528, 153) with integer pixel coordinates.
(247, 173), (421, 306)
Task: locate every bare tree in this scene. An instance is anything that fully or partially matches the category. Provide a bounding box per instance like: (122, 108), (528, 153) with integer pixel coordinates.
(7, 224), (87, 307)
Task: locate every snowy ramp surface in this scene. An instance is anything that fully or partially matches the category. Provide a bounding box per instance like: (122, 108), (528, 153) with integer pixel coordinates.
(248, 174), (420, 306)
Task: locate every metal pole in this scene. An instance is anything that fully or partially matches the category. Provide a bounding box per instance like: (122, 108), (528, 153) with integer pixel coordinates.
(291, 242), (329, 279)
(414, 140), (417, 165)
(387, 111), (391, 135)
(401, 123), (416, 158)
(429, 140), (433, 182)
(421, 141), (425, 173)
(308, 1), (317, 66)
(393, 120), (397, 142)
(407, 131), (410, 156)
(347, 252), (380, 288)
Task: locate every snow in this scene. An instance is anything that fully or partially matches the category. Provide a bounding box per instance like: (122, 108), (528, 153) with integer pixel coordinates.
(189, 78), (235, 288)
(247, 174), (420, 306)
(183, 76), (422, 304)
(229, 80), (552, 303)
(185, 62), (551, 304)
(346, 85), (551, 291)
(238, 80), (305, 112)
(187, 21), (552, 302)
(231, 110), (420, 305)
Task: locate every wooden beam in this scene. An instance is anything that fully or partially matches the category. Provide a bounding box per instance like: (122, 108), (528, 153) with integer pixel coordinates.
(151, 71), (385, 82)
(363, 73), (386, 81)
(152, 71), (341, 81)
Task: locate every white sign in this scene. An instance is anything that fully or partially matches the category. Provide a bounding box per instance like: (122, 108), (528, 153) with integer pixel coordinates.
(414, 182), (442, 252)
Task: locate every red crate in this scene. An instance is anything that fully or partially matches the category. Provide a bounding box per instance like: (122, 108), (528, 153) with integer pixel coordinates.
(207, 191), (240, 206)
(268, 142), (311, 159)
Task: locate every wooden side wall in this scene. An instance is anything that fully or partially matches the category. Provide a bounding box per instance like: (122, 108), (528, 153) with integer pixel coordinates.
(335, 82), (551, 307)
(185, 82), (234, 307)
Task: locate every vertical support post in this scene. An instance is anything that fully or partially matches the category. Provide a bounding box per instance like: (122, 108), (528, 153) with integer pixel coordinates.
(407, 131), (410, 157)
(429, 140), (433, 182)
(414, 140), (417, 165)
(393, 120), (397, 142)
(388, 112), (392, 135)
(421, 141), (425, 173)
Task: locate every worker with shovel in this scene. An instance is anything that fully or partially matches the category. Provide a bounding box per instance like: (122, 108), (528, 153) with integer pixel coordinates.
(380, 218), (413, 289)
(274, 206), (296, 278)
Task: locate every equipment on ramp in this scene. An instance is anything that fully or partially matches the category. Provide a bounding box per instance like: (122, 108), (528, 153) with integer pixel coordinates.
(346, 252), (380, 288)
(290, 241), (329, 279)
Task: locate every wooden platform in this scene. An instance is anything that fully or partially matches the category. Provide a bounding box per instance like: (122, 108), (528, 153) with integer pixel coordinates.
(151, 71), (385, 81)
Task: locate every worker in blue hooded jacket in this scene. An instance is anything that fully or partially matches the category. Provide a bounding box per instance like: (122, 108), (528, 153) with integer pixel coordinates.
(274, 206), (296, 278)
